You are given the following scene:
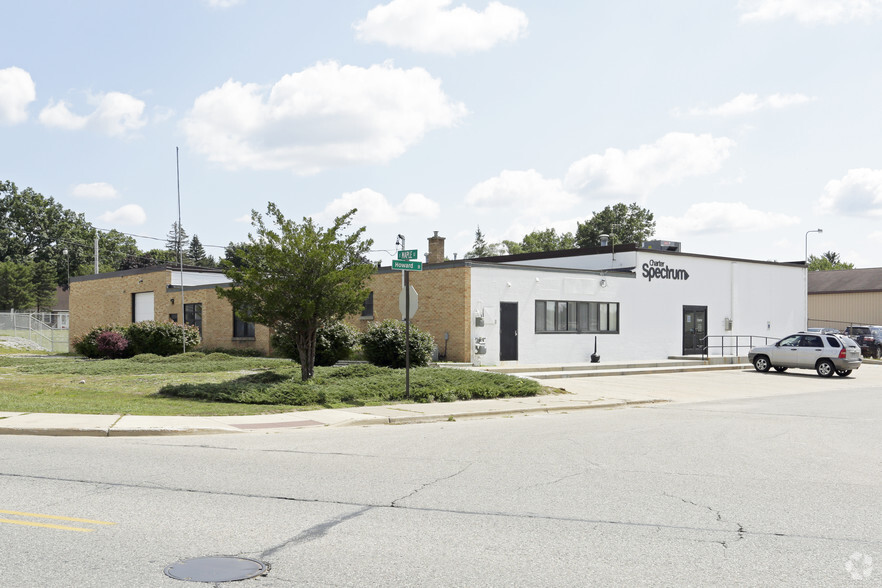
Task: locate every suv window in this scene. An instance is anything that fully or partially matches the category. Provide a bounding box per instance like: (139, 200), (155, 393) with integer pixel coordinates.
(848, 326), (871, 336)
(826, 336), (842, 348)
(779, 335), (800, 347)
(800, 335), (823, 347)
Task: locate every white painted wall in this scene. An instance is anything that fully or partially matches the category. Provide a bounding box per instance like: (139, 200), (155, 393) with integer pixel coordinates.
(469, 252), (805, 365)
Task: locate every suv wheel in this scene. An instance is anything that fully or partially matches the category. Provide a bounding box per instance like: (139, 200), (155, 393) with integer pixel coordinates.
(875, 346), (881, 360)
(753, 356), (770, 372)
(816, 359), (835, 378)
(836, 369), (852, 377)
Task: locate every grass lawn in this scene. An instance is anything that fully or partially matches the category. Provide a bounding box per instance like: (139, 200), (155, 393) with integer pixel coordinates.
(0, 352), (552, 416)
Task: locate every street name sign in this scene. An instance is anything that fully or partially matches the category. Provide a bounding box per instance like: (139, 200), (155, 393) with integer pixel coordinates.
(392, 260), (422, 271)
(398, 249), (419, 260)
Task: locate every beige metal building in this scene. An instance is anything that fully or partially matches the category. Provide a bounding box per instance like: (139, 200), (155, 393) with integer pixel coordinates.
(808, 268), (882, 330)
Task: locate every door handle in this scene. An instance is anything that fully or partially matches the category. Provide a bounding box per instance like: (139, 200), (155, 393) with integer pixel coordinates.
(514, 330), (518, 337)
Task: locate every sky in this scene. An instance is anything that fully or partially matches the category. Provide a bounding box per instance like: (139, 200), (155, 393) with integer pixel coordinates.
(2, 0), (882, 267)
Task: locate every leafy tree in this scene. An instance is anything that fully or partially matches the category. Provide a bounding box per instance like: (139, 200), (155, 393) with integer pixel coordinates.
(503, 228), (576, 254)
(165, 222), (189, 261)
(32, 260), (57, 310)
(575, 202), (656, 248)
(808, 251), (854, 271)
(223, 241), (253, 269)
(0, 261), (36, 310)
(216, 203), (375, 381)
(465, 226), (505, 258)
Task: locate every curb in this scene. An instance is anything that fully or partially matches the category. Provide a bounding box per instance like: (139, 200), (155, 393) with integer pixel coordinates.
(0, 399), (671, 437)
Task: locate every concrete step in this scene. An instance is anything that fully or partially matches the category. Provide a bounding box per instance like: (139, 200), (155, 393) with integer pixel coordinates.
(479, 357), (752, 379)
(516, 363), (751, 379)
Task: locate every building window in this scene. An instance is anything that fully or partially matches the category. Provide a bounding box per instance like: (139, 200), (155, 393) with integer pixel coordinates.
(233, 311), (255, 339)
(361, 292), (374, 319)
(534, 300), (619, 334)
(184, 303), (202, 335)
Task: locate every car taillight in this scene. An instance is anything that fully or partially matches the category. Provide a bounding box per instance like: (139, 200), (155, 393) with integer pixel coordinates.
(839, 348), (847, 359)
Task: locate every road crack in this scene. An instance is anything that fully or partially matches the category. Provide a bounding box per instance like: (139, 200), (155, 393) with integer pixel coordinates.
(391, 463), (472, 507)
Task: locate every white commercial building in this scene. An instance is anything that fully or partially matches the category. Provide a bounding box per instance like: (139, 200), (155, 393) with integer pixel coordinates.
(467, 244), (805, 365)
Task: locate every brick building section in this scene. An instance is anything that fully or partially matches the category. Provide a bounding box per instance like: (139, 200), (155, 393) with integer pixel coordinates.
(70, 268), (271, 354)
(353, 265), (472, 362)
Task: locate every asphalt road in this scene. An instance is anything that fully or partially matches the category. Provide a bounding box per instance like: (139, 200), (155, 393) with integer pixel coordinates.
(1, 377), (880, 587)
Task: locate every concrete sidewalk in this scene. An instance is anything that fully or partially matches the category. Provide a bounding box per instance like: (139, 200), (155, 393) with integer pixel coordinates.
(0, 363), (876, 436)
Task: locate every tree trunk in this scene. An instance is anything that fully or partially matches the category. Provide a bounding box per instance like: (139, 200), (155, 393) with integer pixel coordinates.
(296, 327), (317, 381)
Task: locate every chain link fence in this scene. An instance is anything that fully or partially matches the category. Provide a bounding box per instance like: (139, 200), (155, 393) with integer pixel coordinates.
(0, 311), (70, 353)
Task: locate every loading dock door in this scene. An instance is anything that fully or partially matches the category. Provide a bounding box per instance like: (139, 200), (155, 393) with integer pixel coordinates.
(500, 302), (518, 361)
(133, 292), (155, 323)
(682, 306), (707, 355)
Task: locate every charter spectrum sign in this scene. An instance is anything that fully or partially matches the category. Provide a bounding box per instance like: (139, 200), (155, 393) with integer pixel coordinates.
(642, 259), (690, 282)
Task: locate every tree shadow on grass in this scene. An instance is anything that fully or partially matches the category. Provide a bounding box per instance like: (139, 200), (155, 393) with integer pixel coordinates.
(155, 371), (294, 405)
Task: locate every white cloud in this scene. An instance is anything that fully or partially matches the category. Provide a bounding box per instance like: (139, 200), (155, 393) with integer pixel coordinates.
(466, 169), (578, 217)
(355, 0), (528, 55)
(234, 213), (252, 223)
(0, 66), (36, 125)
(738, 0), (882, 23)
(657, 202), (800, 236)
(318, 188), (442, 226)
(565, 133), (734, 197)
(817, 168), (882, 216)
(182, 61), (467, 174)
(39, 91), (146, 136)
(72, 182), (118, 199)
(39, 100), (88, 130)
(687, 92), (815, 116)
(97, 204), (146, 225)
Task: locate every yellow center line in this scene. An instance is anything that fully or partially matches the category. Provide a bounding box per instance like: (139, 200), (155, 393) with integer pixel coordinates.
(0, 518), (95, 532)
(0, 510), (116, 525)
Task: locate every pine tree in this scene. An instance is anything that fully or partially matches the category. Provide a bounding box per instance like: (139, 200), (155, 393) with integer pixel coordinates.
(165, 222), (190, 260)
(187, 235), (208, 265)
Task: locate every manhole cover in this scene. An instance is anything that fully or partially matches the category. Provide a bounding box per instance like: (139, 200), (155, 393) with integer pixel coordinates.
(164, 556), (268, 583)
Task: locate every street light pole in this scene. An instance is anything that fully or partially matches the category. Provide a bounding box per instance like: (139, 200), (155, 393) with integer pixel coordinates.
(804, 228), (823, 330)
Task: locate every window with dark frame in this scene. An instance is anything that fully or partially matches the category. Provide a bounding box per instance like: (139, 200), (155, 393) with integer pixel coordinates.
(534, 300), (619, 334)
(233, 310), (255, 338)
(184, 303), (202, 335)
(361, 291), (374, 318)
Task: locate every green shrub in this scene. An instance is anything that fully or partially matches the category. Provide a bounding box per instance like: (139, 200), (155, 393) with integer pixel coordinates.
(361, 319), (434, 368)
(72, 325), (128, 358)
(271, 320), (360, 366)
(126, 320), (201, 356)
(201, 347), (265, 357)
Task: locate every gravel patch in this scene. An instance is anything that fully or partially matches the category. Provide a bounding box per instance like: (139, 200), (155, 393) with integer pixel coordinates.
(0, 336), (48, 351)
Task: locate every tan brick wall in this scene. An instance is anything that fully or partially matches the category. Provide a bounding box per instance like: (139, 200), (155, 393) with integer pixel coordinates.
(351, 266), (472, 362)
(70, 269), (271, 354)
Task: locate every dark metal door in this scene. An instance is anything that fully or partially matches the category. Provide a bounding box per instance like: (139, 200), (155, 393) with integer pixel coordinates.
(682, 306), (707, 355)
(500, 302), (518, 361)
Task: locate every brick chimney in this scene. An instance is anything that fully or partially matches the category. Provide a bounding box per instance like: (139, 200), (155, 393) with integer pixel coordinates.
(427, 231), (445, 264)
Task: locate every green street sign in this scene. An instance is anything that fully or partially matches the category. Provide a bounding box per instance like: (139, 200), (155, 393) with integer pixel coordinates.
(398, 249), (419, 260)
(392, 260), (422, 271)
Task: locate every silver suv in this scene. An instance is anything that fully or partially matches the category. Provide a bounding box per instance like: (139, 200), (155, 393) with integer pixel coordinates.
(748, 332), (862, 377)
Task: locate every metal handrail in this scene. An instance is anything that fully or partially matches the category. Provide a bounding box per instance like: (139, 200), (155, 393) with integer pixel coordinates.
(702, 334), (777, 360)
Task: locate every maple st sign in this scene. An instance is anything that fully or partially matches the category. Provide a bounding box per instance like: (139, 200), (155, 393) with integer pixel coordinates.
(642, 259), (690, 282)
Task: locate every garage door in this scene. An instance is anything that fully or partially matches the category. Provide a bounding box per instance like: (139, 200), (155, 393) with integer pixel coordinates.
(133, 292), (155, 322)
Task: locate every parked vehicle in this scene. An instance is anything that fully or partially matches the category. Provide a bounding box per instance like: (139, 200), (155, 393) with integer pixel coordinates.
(748, 332), (862, 377)
(842, 326), (882, 359)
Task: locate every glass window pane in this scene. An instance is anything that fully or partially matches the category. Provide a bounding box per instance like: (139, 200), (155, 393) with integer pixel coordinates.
(589, 302), (598, 332)
(535, 301), (545, 332)
(599, 303), (608, 331)
(567, 302), (578, 331)
(556, 302), (567, 332)
(609, 303), (618, 332)
(578, 302), (588, 332)
(545, 302), (555, 331)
